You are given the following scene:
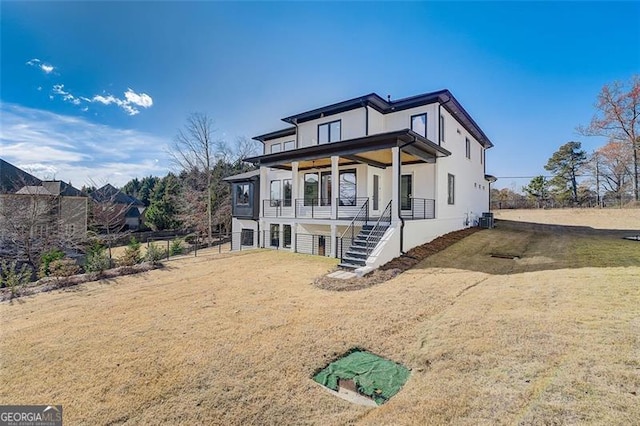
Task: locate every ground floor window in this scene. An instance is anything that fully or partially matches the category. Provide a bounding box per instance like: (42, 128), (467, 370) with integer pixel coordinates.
(283, 179), (292, 207)
(338, 169), (356, 206)
(270, 224), (280, 247)
(283, 224), (291, 248)
(241, 229), (254, 246)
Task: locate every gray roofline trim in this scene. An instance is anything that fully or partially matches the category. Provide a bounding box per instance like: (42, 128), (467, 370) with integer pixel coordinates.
(261, 89), (492, 149)
(223, 169), (261, 182)
(252, 127), (296, 143)
(244, 129), (451, 168)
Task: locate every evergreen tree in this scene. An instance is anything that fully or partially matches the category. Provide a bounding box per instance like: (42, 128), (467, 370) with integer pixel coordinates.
(544, 141), (587, 205)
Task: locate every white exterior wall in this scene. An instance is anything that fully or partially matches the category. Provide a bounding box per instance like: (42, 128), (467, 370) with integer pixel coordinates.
(368, 108), (385, 135)
(264, 135), (296, 155)
(435, 108), (488, 226)
(297, 108), (366, 147)
(385, 104), (440, 141)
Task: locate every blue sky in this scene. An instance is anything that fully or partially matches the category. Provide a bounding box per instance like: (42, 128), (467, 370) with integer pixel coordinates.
(1, 1), (639, 188)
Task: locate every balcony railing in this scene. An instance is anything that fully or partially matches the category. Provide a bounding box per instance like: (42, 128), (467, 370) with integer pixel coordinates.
(400, 198), (435, 220)
(294, 197), (369, 220)
(263, 199), (294, 218)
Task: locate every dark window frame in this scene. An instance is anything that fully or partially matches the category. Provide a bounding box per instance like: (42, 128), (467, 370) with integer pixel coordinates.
(235, 183), (250, 206)
(338, 169), (357, 206)
(448, 174), (455, 205)
(411, 113), (427, 138)
(439, 114), (445, 143)
(465, 137), (471, 159)
(270, 179), (281, 207)
(317, 119), (342, 144)
(283, 179), (292, 207)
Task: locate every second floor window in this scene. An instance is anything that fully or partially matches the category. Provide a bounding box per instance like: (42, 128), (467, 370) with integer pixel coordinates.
(411, 113), (427, 138)
(318, 120), (341, 144)
(465, 137), (471, 159)
(270, 180), (281, 206)
(283, 140), (295, 151)
(235, 183), (250, 205)
(448, 174), (455, 205)
(270, 143), (281, 154)
(440, 114), (445, 142)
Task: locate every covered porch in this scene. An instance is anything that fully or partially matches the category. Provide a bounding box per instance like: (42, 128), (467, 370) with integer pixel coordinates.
(245, 129), (451, 223)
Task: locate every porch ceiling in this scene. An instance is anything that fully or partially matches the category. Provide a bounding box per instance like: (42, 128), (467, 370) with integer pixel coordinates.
(244, 129), (451, 171)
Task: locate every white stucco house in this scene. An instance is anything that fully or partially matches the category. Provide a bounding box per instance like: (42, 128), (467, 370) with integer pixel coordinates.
(225, 89), (495, 273)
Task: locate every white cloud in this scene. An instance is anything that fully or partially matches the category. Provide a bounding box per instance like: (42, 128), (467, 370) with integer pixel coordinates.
(124, 89), (153, 108)
(53, 87), (154, 116)
(0, 103), (170, 186)
(26, 58), (55, 74)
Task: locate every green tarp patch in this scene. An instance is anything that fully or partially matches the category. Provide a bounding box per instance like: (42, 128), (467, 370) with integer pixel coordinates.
(313, 350), (410, 405)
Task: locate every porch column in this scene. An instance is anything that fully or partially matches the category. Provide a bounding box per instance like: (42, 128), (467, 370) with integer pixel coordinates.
(331, 155), (339, 219)
(330, 224), (337, 258)
(259, 166), (268, 218)
(291, 161), (299, 216)
(391, 147), (401, 222)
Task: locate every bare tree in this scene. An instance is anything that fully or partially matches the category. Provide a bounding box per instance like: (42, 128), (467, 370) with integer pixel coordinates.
(170, 113), (218, 241)
(88, 182), (134, 259)
(579, 76), (640, 200)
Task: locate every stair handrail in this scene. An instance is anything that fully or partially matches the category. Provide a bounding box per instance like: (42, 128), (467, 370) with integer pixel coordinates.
(340, 198), (369, 240)
(363, 200), (392, 255)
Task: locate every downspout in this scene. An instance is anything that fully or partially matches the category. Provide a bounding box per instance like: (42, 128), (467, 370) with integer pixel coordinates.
(362, 100), (369, 136)
(291, 118), (299, 149)
(397, 135), (418, 254)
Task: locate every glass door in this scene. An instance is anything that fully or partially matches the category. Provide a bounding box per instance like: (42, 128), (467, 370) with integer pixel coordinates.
(401, 174), (412, 211)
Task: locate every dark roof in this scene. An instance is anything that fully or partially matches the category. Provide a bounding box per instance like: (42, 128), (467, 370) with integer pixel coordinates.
(252, 127), (296, 143)
(223, 169), (260, 182)
(0, 158), (42, 193)
(42, 181), (84, 196)
(91, 184), (145, 206)
(263, 89), (493, 149)
(244, 129), (451, 168)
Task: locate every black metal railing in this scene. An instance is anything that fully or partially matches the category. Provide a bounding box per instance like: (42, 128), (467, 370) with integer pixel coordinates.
(294, 198), (332, 219)
(340, 198), (369, 241)
(337, 197), (369, 219)
(400, 198), (435, 220)
(363, 200), (392, 253)
(263, 199), (293, 217)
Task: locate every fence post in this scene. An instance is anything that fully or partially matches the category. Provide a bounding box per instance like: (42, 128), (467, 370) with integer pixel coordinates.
(167, 240), (170, 260)
(194, 235), (198, 257)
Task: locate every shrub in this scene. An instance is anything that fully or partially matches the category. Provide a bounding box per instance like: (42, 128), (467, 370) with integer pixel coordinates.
(48, 258), (81, 278)
(118, 237), (142, 267)
(170, 238), (184, 256)
(39, 249), (65, 278)
(85, 243), (112, 273)
(0, 260), (32, 297)
(145, 243), (166, 265)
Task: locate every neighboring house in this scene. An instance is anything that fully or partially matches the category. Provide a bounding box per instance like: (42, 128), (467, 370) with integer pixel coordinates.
(227, 89), (495, 273)
(0, 159), (88, 244)
(90, 184), (146, 231)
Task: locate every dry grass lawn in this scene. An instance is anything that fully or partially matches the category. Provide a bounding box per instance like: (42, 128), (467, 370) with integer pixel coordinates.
(1, 210), (639, 425)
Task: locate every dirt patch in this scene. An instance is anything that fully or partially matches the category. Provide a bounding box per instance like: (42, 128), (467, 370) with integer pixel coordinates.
(313, 227), (481, 291)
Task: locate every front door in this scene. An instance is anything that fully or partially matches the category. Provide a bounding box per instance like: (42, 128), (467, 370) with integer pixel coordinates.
(401, 174), (412, 211)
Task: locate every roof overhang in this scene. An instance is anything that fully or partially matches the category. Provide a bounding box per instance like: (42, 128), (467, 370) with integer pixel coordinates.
(244, 129), (450, 170)
(252, 127), (296, 143)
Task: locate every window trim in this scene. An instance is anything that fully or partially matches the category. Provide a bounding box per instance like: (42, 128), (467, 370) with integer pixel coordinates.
(283, 179), (292, 207)
(270, 179), (281, 207)
(235, 183), (250, 206)
(270, 143), (281, 154)
(283, 140), (295, 151)
(410, 113), (427, 138)
(317, 119), (342, 144)
(448, 174), (455, 205)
